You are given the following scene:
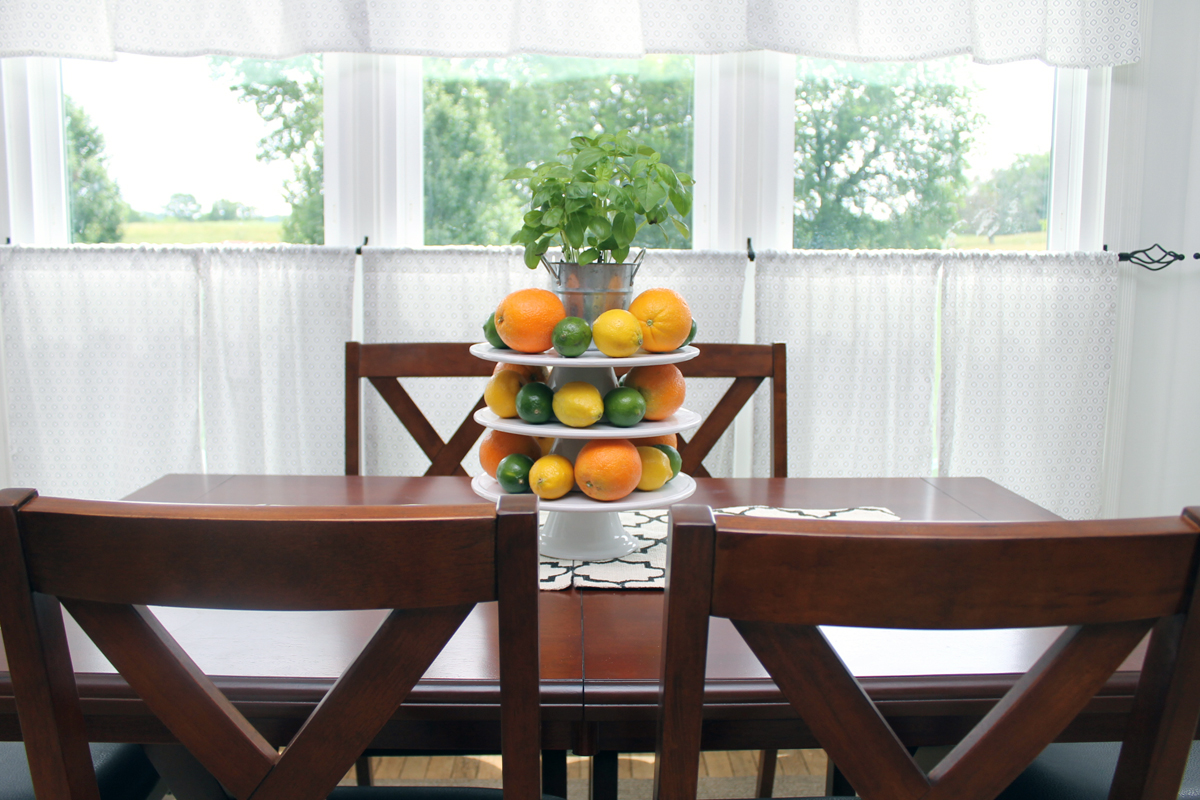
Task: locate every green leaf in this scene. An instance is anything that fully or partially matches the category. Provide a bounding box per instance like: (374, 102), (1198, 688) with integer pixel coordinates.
(672, 217), (691, 239)
(524, 246), (542, 269)
(523, 210), (543, 226)
(513, 226), (540, 245)
(564, 214), (587, 249)
(542, 207), (564, 227)
(503, 167), (535, 181)
(565, 181), (592, 199)
(578, 248), (599, 265)
(587, 217), (612, 240)
(548, 165), (572, 181)
(573, 147), (609, 172)
(669, 189), (692, 217)
(611, 245), (630, 264)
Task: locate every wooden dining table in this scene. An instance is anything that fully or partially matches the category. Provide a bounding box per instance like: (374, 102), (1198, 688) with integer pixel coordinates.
(0, 474), (1147, 800)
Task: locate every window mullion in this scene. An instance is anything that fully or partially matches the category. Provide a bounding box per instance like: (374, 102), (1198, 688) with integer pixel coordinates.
(0, 57), (69, 244)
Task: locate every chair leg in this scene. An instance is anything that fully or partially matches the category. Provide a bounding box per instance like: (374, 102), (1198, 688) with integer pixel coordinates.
(542, 750), (568, 798)
(755, 749), (778, 798)
(825, 760), (854, 796)
(589, 751), (619, 800)
(355, 756), (373, 786)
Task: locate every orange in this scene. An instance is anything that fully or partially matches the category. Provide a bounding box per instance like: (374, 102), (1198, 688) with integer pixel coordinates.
(574, 439), (642, 502)
(494, 289), (567, 353)
(627, 288), (693, 352)
(629, 432), (678, 448)
(478, 429), (543, 477)
(493, 362), (550, 383)
(622, 364), (686, 421)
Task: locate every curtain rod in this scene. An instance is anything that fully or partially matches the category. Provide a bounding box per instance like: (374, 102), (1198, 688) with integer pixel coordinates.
(1106, 243), (1199, 271)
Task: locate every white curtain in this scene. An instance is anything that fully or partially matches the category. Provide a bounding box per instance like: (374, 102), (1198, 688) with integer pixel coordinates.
(0, 245), (201, 500)
(1, 0), (1139, 67)
(359, 247), (746, 477)
(939, 251), (1118, 520)
(199, 245), (356, 475)
(754, 250), (940, 479)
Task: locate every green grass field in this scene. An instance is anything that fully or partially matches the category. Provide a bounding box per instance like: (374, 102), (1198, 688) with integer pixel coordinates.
(948, 230), (1047, 250)
(122, 220), (283, 244)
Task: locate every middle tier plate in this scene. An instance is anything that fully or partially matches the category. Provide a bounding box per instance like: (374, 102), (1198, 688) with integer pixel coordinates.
(475, 407), (701, 438)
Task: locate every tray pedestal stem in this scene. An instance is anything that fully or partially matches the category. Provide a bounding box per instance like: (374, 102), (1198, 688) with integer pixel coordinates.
(540, 510), (637, 561)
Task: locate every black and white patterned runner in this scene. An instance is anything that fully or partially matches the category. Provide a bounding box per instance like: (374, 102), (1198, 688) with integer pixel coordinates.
(538, 505), (898, 590)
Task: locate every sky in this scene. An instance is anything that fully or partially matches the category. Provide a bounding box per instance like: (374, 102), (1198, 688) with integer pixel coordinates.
(60, 54), (1057, 220)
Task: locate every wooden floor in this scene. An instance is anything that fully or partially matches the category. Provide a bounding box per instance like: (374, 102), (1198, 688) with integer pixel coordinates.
(364, 750), (828, 781)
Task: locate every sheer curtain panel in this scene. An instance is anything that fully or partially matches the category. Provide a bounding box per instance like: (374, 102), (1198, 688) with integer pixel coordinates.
(0, 0), (1140, 67)
(0, 245), (201, 500)
(754, 250), (939, 479)
(200, 246), (355, 475)
(939, 251), (1119, 520)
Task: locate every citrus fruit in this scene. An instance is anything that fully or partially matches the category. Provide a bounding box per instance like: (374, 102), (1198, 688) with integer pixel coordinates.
(682, 319), (698, 347)
(622, 363), (686, 421)
(494, 288), (566, 353)
(483, 312), (509, 349)
(496, 453), (535, 493)
(591, 308), (643, 358)
(628, 288), (693, 352)
(536, 437), (555, 457)
(478, 430), (542, 477)
(493, 362), (549, 383)
(552, 382), (604, 428)
(603, 386), (646, 427)
(484, 369), (524, 418)
(652, 444), (682, 479)
(553, 317), (592, 358)
(529, 454), (574, 500)
(515, 381), (554, 423)
(629, 432), (678, 448)
(636, 446), (673, 491)
(574, 439), (642, 501)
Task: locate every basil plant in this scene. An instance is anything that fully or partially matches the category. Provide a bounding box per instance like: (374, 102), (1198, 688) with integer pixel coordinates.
(503, 131), (694, 269)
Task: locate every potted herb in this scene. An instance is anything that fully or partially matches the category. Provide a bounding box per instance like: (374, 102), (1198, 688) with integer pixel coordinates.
(503, 130), (694, 323)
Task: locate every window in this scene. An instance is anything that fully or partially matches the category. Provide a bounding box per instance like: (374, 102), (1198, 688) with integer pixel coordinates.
(60, 54), (323, 244)
(422, 55), (694, 248)
(793, 56), (1055, 250)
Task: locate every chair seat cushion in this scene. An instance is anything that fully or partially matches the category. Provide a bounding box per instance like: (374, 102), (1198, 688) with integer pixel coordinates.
(0, 742), (160, 800)
(997, 741), (1200, 800)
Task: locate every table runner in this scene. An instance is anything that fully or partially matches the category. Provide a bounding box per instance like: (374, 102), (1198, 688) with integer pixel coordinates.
(538, 505), (898, 590)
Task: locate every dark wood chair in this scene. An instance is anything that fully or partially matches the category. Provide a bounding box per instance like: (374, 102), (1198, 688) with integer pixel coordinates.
(673, 342), (787, 480)
(345, 341), (494, 477)
(0, 489), (545, 800)
(655, 505), (1200, 800)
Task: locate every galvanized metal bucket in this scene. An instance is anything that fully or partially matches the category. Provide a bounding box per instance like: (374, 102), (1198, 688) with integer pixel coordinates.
(541, 249), (646, 326)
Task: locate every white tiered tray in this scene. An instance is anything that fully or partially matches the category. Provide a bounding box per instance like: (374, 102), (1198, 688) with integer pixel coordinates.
(470, 341), (701, 560)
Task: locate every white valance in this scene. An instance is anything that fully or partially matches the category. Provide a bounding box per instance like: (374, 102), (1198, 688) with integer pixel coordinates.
(0, 0), (1140, 68)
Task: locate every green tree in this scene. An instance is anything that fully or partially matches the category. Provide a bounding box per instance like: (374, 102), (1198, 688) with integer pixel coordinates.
(425, 56), (694, 250)
(206, 199), (255, 221)
(423, 83), (524, 245)
(165, 193), (201, 220)
(794, 61), (977, 249)
(211, 56), (323, 244)
(961, 153), (1050, 242)
(64, 97), (128, 243)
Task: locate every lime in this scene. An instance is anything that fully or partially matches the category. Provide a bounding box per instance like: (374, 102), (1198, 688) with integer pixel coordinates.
(496, 453), (535, 493)
(552, 316), (592, 357)
(515, 381), (554, 424)
(603, 386), (646, 427)
(652, 444), (682, 479)
(681, 319), (697, 347)
(484, 312), (509, 349)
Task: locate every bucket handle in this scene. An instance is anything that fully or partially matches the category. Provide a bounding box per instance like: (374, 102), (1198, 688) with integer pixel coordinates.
(541, 248), (647, 282)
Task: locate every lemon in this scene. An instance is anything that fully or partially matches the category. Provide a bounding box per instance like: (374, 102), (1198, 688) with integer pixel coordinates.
(484, 369), (524, 418)
(592, 309), (644, 358)
(529, 454), (574, 500)
(552, 382), (604, 428)
(636, 446), (673, 491)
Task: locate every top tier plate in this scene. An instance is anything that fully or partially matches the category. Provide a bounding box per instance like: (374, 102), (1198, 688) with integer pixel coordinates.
(470, 342), (699, 368)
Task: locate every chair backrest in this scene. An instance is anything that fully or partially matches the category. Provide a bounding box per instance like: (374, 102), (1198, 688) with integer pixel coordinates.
(674, 343), (786, 478)
(654, 505), (1200, 800)
(0, 489), (541, 800)
(346, 342), (495, 477)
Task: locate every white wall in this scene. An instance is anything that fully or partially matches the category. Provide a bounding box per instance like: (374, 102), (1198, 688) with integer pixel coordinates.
(1105, 0), (1200, 516)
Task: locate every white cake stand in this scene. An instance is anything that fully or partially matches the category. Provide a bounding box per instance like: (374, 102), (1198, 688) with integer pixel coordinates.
(469, 343), (700, 560)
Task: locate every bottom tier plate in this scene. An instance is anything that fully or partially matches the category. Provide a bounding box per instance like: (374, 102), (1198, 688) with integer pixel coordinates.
(471, 473), (696, 512)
